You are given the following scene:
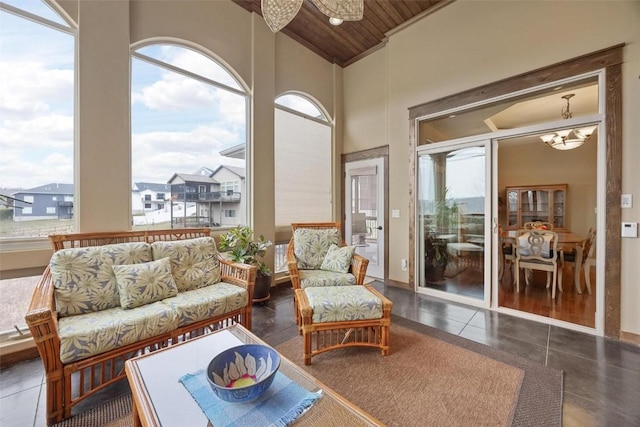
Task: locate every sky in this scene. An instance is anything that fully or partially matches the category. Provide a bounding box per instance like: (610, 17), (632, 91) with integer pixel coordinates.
(0, 1), (246, 191)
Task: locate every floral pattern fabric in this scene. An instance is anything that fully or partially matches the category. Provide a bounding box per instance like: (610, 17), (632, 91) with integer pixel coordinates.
(320, 244), (355, 273)
(161, 282), (248, 327)
(151, 237), (220, 292)
(50, 242), (153, 317)
(58, 301), (179, 364)
(300, 270), (356, 289)
(293, 228), (341, 269)
(304, 286), (383, 323)
(113, 257), (178, 309)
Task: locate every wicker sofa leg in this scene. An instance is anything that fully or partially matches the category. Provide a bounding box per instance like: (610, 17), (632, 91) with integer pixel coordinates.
(45, 370), (65, 424)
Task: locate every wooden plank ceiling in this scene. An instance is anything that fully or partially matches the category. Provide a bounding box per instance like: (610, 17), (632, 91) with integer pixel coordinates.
(230, 0), (452, 67)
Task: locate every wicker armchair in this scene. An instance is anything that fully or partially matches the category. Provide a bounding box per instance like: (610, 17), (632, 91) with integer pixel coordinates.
(286, 222), (369, 291)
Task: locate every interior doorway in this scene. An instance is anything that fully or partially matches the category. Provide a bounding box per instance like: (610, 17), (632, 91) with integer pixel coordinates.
(495, 128), (598, 328)
(345, 157), (385, 279)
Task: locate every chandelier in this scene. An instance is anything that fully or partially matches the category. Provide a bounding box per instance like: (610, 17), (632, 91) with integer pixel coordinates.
(261, 0), (364, 33)
(540, 94), (596, 151)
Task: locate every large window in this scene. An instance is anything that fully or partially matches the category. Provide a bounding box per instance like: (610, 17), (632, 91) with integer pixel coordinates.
(274, 94), (332, 227)
(0, 0), (75, 239)
(131, 43), (248, 229)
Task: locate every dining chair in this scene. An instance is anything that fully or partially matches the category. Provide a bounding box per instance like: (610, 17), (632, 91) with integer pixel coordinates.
(498, 225), (515, 282)
(560, 228), (596, 294)
(514, 229), (560, 298)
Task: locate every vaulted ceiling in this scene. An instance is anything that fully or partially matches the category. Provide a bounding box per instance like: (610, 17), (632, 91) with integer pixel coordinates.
(230, 0), (453, 67)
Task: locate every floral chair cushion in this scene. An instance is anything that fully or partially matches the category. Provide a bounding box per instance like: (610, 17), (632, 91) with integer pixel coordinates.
(113, 257), (179, 309)
(160, 283), (248, 327)
(304, 286), (383, 323)
(50, 242), (153, 317)
(293, 228), (342, 270)
(320, 244), (355, 273)
(299, 270), (356, 289)
(151, 237), (220, 292)
(58, 301), (179, 364)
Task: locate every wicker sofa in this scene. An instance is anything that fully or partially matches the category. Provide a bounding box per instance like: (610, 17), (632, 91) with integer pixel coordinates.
(25, 228), (256, 425)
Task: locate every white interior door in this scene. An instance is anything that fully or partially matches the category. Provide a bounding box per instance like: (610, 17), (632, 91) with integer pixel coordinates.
(345, 158), (385, 279)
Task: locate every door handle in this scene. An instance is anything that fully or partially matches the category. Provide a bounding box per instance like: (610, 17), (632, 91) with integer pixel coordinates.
(377, 226), (383, 230)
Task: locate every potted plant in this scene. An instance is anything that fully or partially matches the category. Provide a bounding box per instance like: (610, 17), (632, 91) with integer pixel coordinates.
(218, 226), (273, 303)
(424, 189), (459, 283)
(424, 229), (449, 283)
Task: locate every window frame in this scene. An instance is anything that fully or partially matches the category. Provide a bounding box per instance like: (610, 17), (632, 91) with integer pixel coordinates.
(130, 41), (251, 231)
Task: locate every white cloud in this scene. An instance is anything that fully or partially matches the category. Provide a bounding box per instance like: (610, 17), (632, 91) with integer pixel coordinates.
(132, 125), (244, 183)
(0, 60), (73, 120)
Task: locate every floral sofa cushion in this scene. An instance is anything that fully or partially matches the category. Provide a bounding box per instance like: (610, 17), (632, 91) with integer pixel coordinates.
(160, 283), (248, 327)
(293, 228), (342, 269)
(299, 270), (356, 289)
(151, 237), (220, 292)
(113, 257), (179, 309)
(58, 301), (179, 364)
(304, 286), (383, 323)
(50, 242), (153, 317)
(320, 244), (355, 273)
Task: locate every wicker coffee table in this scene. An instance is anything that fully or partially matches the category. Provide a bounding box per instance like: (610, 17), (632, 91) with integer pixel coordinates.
(125, 324), (381, 426)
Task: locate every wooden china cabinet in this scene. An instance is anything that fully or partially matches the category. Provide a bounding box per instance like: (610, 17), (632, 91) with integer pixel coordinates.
(505, 184), (567, 231)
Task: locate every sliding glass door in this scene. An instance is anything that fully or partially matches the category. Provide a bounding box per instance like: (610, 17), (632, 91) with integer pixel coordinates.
(417, 141), (491, 306)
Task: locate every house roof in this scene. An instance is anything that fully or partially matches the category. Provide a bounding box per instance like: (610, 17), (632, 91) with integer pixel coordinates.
(12, 183), (74, 195)
(167, 173), (219, 185)
(212, 165), (246, 179)
(219, 143), (245, 159)
(134, 182), (170, 192)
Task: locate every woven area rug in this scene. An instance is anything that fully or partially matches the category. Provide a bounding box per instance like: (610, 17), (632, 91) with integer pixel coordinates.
(53, 393), (132, 427)
(265, 315), (563, 427)
(53, 315), (562, 427)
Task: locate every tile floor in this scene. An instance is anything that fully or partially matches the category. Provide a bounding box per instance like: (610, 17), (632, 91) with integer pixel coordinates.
(1, 281), (639, 426)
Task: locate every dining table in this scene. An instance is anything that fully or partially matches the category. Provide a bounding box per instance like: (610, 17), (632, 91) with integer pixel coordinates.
(502, 229), (587, 294)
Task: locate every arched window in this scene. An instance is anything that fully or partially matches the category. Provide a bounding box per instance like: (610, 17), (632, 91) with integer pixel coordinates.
(274, 93), (332, 227)
(0, 1), (76, 239)
(131, 43), (248, 229)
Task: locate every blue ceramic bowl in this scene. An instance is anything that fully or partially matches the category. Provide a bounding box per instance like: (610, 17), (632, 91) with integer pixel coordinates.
(206, 344), (281, 403)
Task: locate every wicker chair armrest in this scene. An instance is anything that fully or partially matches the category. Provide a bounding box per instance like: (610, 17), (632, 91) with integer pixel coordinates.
(351, 253), (370, 285)
(285, 238), (302, 290)
(25, 266), (63, 373)
(218, 256), (257, 302)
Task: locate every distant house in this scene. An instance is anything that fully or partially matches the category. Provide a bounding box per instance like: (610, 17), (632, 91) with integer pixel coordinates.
(12, 183), (74, 221)
(168, 165), (245, 228)
(211, 165), (246, 226)
(132, 182), (170, 215)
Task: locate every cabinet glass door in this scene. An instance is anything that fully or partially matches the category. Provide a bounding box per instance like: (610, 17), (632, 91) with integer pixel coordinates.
(553, 189), (565, 228)
(521, 190), (550, 224)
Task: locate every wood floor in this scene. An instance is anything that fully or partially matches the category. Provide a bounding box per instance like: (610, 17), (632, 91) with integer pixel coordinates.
(421, 261), (596, 328)
(499, 264), (596, 328)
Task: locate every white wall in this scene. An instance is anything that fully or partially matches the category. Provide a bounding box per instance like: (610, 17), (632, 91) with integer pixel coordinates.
(343, 1), (640, 335)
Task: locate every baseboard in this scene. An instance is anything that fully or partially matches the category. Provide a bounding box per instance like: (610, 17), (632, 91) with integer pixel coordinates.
(620, 331), (640, 346)
(0, 341), (39, 369)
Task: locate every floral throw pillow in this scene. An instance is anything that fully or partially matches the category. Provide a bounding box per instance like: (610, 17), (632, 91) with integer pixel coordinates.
(113, 257), (178, 309)
(320, 244), (355, 274)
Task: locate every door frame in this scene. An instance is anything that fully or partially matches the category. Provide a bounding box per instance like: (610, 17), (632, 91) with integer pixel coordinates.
(408, 45), (623, 338)
(342, 146), (389, 281)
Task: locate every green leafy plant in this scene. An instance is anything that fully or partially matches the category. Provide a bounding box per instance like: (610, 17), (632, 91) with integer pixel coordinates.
(424, 229), (449, 268)
(218, 226), (273, 276)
